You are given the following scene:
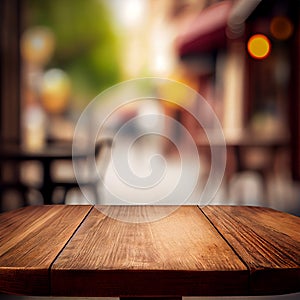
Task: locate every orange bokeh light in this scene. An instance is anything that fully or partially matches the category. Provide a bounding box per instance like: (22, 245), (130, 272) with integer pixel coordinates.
(247, 34), (271, 60)
(270, 16), (293, 40)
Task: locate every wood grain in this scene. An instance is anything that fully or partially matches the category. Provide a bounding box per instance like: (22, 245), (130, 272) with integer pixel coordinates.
(51, 206), (248, 297)
(201, 205), (300, 295)
(0, 205), (92, 295)
(1, 205), (299, 297)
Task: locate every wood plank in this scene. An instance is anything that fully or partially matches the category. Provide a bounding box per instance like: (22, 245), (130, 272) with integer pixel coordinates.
(201, 205), (300, 295)
(0, 205), (92, 295)
(51, 206), (248, 297)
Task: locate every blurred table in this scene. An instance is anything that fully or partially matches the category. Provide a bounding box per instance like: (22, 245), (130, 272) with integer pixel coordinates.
(0, 142), (90, 204)
(0, 205), (299, 298)
(196, 132), (290, 194)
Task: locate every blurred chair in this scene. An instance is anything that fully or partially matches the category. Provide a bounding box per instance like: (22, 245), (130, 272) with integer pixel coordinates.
(0, 138), (29, 211)
(52, 138), (112, 204)
(0, 182), (30, 212)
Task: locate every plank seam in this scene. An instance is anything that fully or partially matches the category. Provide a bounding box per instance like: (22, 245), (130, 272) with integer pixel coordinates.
(47, 205), (94, 295)
(197, 205), (251, 295)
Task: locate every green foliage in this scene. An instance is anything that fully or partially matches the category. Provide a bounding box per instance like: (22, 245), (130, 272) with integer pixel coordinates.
(27, 0), (121, 104)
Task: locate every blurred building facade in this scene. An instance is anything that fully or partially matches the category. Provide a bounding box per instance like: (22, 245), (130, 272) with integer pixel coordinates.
(1, 0), (300, 212)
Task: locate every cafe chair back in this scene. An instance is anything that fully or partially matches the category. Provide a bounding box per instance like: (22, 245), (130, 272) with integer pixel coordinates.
(53, 138), (112, 204)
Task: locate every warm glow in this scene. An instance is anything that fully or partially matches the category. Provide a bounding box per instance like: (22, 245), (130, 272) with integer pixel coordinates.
(118, 0), (146, 28)
(40, 69), (71, 114)
(270, 16), (293, 40)
(247, 34), (271, 59)
(21, 26), (55, 65)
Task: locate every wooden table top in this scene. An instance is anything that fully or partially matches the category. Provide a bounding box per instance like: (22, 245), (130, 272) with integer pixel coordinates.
(0, 205), (299, 298)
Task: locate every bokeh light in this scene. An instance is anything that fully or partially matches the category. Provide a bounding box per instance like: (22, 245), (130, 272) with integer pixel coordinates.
(40, 69), (71, 114)
(21, 26), (55, 65)
(247, 34), (271, 59)
(270, 16), (293, 40)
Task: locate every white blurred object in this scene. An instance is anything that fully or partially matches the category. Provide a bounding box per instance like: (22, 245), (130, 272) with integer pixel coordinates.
(227, 0), (262, 38)
(229, 171), (264, 206)
(23, 104), (47, 150)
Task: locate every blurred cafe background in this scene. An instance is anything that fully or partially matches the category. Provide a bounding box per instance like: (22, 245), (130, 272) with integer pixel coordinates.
(0, 0), (300, 215)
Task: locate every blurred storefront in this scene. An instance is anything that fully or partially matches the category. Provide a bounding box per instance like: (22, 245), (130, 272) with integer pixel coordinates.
(1, 0), (300, 212)
(171, 0), (299, 212)
(176, 0), (299, 182)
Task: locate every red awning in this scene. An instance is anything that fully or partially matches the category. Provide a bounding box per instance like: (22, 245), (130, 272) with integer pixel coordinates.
(176, 1), (233, 56)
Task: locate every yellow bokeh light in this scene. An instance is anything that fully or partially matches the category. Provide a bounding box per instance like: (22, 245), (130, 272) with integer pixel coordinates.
(247, 34), (271, 59)
(40, 69), (71, 114)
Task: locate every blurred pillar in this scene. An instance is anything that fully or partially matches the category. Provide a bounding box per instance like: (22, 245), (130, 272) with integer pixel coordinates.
(0, 0), (21, 142)
(290, 19), (300, 181)
(222, 41), (245, 138)
(0, 0), (22, 185)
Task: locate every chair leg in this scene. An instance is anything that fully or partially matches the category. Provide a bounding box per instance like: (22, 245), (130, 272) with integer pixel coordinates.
(52, 186), (69, 204)
(21, 187), (29, 206)
(91, 184), (99, 204)
(61, 187), (69, 204)
(0, 190), (3, 213)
